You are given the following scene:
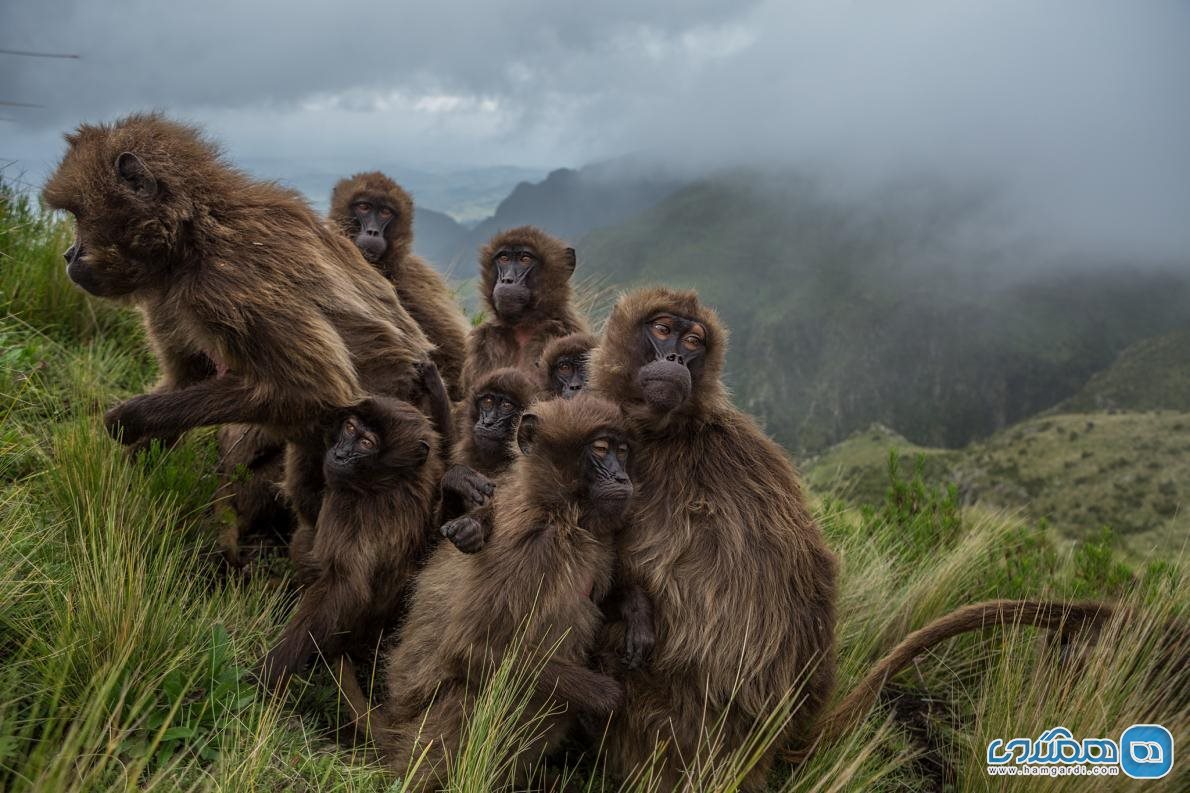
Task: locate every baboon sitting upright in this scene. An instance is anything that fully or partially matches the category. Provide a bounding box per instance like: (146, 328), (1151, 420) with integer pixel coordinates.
(329, 172), (470, 399)
(461, 226), (588, 392)
(378, 396), (633, 791)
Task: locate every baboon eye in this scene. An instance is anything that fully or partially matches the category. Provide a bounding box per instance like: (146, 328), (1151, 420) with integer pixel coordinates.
(682, 334), (704, 351)
(519, 253), (533, 264)
(480, 395), (495, 410)
(592, 439), (610, 458)
(558, 362), (572, 375)
(499, 400), (515, 414)
(651, 322), (671, 338)
(358, 436), (375, 450)
(617, 443), (629, 458)
(344, 420), (357, 436)
(497, 253), (510, 264)
(353, 202), (371, 213)
(378, 207), (393, 219)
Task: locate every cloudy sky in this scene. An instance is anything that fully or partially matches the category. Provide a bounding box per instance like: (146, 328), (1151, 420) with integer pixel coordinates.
(2, 1), (1188, 254)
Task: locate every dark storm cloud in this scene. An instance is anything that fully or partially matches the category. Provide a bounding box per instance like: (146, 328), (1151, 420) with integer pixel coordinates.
(1, 1), (1187, 255)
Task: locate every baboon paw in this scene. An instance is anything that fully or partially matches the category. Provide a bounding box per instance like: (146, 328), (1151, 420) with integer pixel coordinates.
(441, 516), (485, 553)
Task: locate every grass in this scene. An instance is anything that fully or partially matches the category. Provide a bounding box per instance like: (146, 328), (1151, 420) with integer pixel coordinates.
(1, 181), (1187, 791)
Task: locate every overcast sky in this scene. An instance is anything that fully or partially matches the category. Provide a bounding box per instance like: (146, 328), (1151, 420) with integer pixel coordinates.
(2, 1), (1188, 256)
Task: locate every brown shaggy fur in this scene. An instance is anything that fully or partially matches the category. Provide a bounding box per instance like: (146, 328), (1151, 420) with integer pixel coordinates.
(215, 424), (291, 564)
(536, 331), (598, 398)
(590, 286), (837, 790)
(452, 366), (538, 477)
(461, 226), (588, 392)
(378, 396), (629, 790)
(329, 172), (470, 399)
(264, 398), (443, 687)
(41, 114), (443, 531)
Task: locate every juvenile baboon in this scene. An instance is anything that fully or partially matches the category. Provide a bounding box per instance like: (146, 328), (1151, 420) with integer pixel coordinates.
(591, 287), (1116, 788)
(215, 424), (291, 565)
(536, 332), (597, 400)
(329, 172), (470, 399)
(41, 114), (449, 533)
(262, 397), (443, 687)
(437, 367), (537, 552)
(461, 226), (588, 392)
(376, 396), (633, 790)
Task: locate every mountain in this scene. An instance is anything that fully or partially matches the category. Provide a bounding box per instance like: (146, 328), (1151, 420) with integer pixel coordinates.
(412, 208), (470, 277)
(577, 170), (1190, 453)
(1056, 328), (1190, 413)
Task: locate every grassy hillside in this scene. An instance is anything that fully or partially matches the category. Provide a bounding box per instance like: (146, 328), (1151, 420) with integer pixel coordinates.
(2, 183), (1186, 791)
(1057, 328), (1190, 413)
(806, 412), (1189, 559)
(580, 172), (1190, 454)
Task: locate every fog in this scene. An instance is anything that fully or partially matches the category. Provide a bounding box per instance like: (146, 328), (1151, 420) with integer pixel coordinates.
(2, 0), (1187, 257)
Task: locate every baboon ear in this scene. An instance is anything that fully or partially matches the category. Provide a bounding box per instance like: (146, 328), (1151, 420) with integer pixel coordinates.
(562, 247), (577, 276)
(415, 439), (431, 466)
(516, 413), (539, 456)
(116, 152), (157, 198)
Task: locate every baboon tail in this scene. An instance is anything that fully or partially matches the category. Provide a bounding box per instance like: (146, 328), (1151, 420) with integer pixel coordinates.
(783, 599), (1113, 764)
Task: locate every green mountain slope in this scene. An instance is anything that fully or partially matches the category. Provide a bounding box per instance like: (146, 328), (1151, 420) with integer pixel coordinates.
(1058, 328), (1190, 413)
(580, 172), (1190, 453)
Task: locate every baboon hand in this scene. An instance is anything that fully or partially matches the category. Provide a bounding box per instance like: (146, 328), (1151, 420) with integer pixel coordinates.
(442, 464), (494, 509)
(440, 515), (485, 553)
(588, 674), (625, 716)
(104, 397), (151, 445)
(622, 619), (655, 671)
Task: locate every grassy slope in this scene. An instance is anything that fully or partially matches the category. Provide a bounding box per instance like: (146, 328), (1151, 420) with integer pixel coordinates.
(1, 185), (1186, 791)
(1056, 328), (1190, 413)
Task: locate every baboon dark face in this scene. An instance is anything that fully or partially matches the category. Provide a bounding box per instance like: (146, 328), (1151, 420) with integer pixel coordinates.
(47, 151), (167, 298)
(583, 432), (633, 514)
(349, 196), (396, 263)
(324, 411), (431, 486)
(550, 353), (587, 399)
(490, 245), (537, 319)
(635, 313), (707, 412)
(472, 390), (524, 453)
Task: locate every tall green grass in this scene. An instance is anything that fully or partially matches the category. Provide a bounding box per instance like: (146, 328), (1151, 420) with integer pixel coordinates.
(1, 180), (1185, 791)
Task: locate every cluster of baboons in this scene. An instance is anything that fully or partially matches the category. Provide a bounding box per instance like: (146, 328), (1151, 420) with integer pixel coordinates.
(43, 114), (1115, 791)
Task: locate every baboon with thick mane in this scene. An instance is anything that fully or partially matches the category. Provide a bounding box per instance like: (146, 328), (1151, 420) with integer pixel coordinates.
(462, 226), (588, 392)
(329, 172), (470, 399)
(376, 395), (633, 790)
(263, 397), (443, 687)
(40, 113), (449, 533)
(536, 331), (597, 400)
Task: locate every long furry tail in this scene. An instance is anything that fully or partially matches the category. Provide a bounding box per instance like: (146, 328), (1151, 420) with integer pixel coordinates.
(784, 599), (1113, 763)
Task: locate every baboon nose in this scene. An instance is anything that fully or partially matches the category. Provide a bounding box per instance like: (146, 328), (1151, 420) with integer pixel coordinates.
(665, 353), (684, 364)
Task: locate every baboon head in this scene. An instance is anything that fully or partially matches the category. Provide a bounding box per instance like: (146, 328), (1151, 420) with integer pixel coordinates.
(592, 287), (728, 419)
(515, 394), (632, 516)
(478, 226), (576, 323)
(328, 171), (414, 273)
(537, 332), (597, 400)
(41, 113), (224, 298)
(324, 397), (435, 490)
(465, 367), (537, 457)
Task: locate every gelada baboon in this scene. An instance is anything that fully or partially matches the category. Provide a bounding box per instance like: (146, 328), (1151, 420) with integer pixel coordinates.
(438, 367), (537, 552)
(329, 172), (470, 399)
(215, 423), (291, 565)
(263, 397), (443, 688)
(536, 331), (597, 400)
(41, 114), (448, 532)
(375, 395), (633, 790)
(462, 226), (588, 392)
(591, 287), (1115, 787)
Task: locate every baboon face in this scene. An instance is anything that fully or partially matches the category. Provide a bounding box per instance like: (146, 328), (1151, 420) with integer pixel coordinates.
(490, 245), (538, 319)
(471, 389), (525, 453)
(635, 313), (707, 412)
(324, 404), (432, 486)
(347, 193), (397, 263)
(45, 149), (168, 298)
(550, 353), (588, 399)
(582, 431), (633, 514)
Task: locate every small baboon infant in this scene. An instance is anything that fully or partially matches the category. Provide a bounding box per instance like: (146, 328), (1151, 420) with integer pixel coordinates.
(262, 397), (443, 688)
(379, 395), (633, 791)
(536, 332), (597, 400)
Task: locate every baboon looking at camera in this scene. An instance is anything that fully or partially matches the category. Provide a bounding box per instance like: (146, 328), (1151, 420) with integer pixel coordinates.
(536, 331), (597, 400)
(462, 226), (588, 392)
(41, 114), (450, 535)
(329, 172), (470, 399)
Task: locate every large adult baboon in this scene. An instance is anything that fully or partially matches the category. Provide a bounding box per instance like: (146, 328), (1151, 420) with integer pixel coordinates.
(263, 398), (442, 688)
(362, 396), (631, 790)
(329, 172), (470, 399)
(461, 226), (588, 392)
(591, 287), (1115, 789)
(41, 113), (449, 533)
